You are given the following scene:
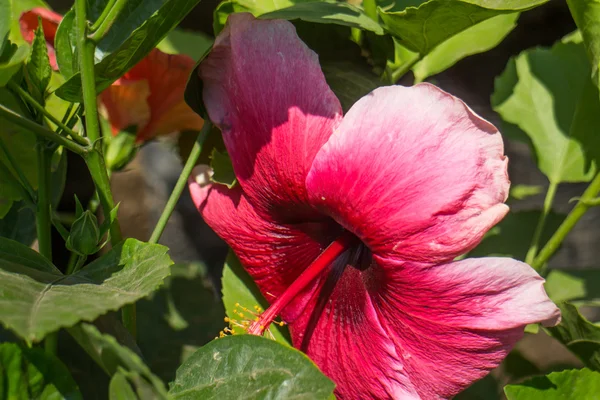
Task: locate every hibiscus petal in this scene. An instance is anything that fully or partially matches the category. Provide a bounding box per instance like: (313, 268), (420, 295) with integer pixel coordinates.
(98, 80), (151, 136)
(199, 13), (342, 219)
(371, 256), (560, 399)
(307, 83), (509, 263)
(19, 8), (62, 70)
(188, 178), (340, 321)
(296, 257), (559, 399)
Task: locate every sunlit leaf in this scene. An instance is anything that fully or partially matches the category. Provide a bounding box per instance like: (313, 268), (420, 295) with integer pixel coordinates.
(545, 269), (600, 303)
(209, 149), (236, 189)
(0, 41), (29, 87)
(379, 0), (546, 55)
(567, 0), (600, 90)
(157, 29), (213, 61)
(504, 368), (600, 399)
(169, 335), (335, 399)
(0, 342), (83, 399)
(54, 9), (77, 79)
(492, 36), (600, 183)
(0, 238), (172, 342)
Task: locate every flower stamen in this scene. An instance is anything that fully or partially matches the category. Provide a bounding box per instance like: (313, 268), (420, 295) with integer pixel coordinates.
(247, 231), (358, 336)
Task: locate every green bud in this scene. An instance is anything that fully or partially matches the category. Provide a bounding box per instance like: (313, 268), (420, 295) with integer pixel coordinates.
(66, 210), (100, 256)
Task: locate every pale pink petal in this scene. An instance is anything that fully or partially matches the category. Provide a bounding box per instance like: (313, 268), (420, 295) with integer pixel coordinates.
(371, 256), (560, 399)
(296, 257), (559, 399)
(200, 13), (342, 219)
(306, 83), (509, 263)
(189, 179), (339, 321)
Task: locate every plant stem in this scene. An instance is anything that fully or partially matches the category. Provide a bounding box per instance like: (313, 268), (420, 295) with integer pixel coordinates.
(89, 0), (128, 43)
(36, 140), (56, 354)
(8, 82), (88, 146)
(0, 137), (36, 203)
(532, 173), (600, 274)
(76, 0), (102, 144)
(149, 122), (212, 244)
(525, 181), (558, 266)
(388, 52), (420, 84)
(0, 104), (87, 155)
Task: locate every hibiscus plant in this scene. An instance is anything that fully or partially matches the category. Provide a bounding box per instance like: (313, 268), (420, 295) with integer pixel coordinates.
(0, 0), (600, 398)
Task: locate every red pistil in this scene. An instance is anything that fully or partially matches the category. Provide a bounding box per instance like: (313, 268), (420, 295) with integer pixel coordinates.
(247, 231), (357, 336)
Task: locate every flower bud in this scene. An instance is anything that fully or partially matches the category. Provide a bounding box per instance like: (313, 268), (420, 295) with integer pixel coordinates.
(66, 210), (100, 256)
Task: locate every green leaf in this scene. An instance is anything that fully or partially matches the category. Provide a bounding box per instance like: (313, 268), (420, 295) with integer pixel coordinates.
(378, 0), (546, 55)
(0, 88), (38, 212)
(222, 251), (290, 344)
(504, 368), (600, 399)
(545, 269), (600, 303)
(321, 61), (380, 112)
(468, 210), (565, 261)
(0, 160), (26, 218)
(209, 149), (237, 189)
(412, 12), (519, 82)
(54, 9), (77, 79)
(0, 342), (83, 399)
(137, 263), (225, 383)
(0, 201), (36, 245)
(68, 323), (168, 398)
(567, 0), (600, 90)
(492, 37), (600, 183)
(8, 0), (49, 45)
(0, 237), (172, 342)
(213, 0), (309, 34)
(509, 184), (543, 200)
(169, 335), (335, 399)
(0, 41), (29, 87)
(25, 21), (51, 102)
(109, 371), (138, 400)
(260, 1), (384, 35)
(546, 302), (600, 371)
(55, 0), (202, 101)
(157, 29), (214, 60)
(0, 0), (11, 54)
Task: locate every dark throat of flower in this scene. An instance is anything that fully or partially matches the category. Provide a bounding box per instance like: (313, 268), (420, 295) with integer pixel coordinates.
(246, 231), (359, 336)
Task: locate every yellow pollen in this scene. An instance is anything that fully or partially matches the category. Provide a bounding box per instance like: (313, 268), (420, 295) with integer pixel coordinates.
(217, 301), (286, 341)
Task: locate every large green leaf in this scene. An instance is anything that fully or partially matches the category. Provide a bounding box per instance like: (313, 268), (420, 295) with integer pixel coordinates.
(8, 0), (49, 45)
(321, 61), (380, 111)
(0, 342), (83, 399)
(260, 1), (384, 35)
(412, 12), (519, 82)
(169, 335), (335, 399)
(492, 37), (600, 183)
(213, 0), (309, 34)
(0, 201), (36, 245)
(468, 210), (565, 261)
(222, 251), (290, 344)
(0, 41), (29, 87)
(504, 368), (600, 399)
(156, 29), (213, 61)
(55, 0), (202, 101)
(545, 269), (600, 304)
(378, 0), (546, 55)
(68, 323), (168, 398)
(0, 0), (11, 54)
(567, 0), (600, 90)
(546, 302), (600, 371)
(54, 9), (77, 79)
(0, 238), (172, 342)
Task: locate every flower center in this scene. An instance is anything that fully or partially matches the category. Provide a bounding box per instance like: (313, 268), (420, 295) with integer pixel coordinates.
(247, 230), (361, 336)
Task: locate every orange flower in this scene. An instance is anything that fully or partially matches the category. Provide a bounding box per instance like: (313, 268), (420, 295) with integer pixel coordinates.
(99, 48), (204, 142)
(19, 8), (62, 70)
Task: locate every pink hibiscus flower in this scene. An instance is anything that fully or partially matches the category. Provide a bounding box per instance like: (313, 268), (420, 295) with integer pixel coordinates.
(189, 13), (560, 400)
(19, 8), (62, 70)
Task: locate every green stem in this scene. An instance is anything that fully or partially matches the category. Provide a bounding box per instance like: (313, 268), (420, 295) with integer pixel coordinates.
(388, 52), (420, 84)
(8, 82), (88, 146)
(533, 173), (600, 274)
(36, 141), (56, 354)
(89, 0), (128, 43)
(525, 181), (558, 266)
(0, 137), (36, 203)
(89, 0), (116, 31)
(0, 104), (87, 155)
(148, 122), (212, 244)
(76, 0), (101, 144)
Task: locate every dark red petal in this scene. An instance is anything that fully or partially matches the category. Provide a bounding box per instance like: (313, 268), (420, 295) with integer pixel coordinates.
(189, 179), (339, 321)
(199, 13), (342, 220)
